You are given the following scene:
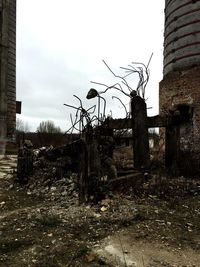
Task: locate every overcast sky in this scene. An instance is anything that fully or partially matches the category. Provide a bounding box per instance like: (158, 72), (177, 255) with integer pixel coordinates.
(16, 0), (165, 132)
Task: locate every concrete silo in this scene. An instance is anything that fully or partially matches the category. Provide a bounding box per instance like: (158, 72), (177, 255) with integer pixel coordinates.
(160, 0), (200, 173)
(0, 0), (17, 153)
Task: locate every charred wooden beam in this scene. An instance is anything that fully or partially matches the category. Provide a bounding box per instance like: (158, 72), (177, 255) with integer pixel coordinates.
(103, 114), (183, 130)
(108, 172), (144, 191)
(103, 117), (132, 130)
(165, 125), (180, 176)
(131, 95), (150, 169)
(147, 114), (182, 128)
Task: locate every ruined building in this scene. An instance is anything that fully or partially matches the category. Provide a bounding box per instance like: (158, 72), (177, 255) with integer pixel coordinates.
(160, 0), (200, 172)
(0, 0), (17, 145)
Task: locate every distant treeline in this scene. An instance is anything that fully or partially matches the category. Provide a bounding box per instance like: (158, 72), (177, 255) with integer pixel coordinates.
(16, 132), (80, 148)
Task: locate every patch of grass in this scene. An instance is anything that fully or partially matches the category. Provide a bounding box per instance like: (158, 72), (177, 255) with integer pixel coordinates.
(117, 212), (146, 228)
(97, 257), (109, 265)
(0, 239), (32, 253)
(118, 218), (133, 227)
(36, 214), (61, 227)
(34, 259), (60, 267)
(75, 246), (91, 257)
(134, 211), (146, 222)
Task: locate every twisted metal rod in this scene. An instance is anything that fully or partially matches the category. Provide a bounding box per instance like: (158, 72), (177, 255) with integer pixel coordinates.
(90, 81), (130, 97)
(102, 60), (132, 92)
(112, 96), (128, 117)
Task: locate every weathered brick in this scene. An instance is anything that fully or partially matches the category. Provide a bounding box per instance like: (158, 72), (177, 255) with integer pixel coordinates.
(0, 0), (16, 141)
(160, 66), (200, 170)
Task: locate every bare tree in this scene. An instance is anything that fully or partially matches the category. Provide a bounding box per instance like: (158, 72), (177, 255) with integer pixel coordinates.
(16, 118), (31, 133)
(37, 120), (61, 133)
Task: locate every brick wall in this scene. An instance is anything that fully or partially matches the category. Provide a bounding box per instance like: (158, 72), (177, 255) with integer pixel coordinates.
(7, 0), (16, 139)
(164, 0), (200, 76)
(0, 0), (16, 141)
(159, 65), (200, 173)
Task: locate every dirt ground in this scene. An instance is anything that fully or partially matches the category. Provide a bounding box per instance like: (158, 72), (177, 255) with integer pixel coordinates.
(0, 156), (200, 267)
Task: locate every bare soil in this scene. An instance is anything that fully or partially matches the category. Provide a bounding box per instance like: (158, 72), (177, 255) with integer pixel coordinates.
(0, 156), (200, 267)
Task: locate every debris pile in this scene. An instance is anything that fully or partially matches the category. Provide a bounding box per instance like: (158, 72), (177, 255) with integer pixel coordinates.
(19, 159), (79, 204)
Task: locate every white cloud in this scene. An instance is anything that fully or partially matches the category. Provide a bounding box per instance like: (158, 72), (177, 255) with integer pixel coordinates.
(16, 0), (165, 131)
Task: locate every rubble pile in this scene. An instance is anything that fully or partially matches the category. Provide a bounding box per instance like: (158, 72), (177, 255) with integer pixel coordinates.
(26, 170), (79, 203)
(15, 142), (200, 207)
(18, 166), (90, 205)
(143, 175), (200, 198)
(15, 146), (79, 204)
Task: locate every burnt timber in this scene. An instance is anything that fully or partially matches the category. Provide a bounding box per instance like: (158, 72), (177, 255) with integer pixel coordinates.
(103, 114), (186, 130)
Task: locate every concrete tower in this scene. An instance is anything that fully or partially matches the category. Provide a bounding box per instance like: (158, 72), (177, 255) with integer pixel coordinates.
(0, 0), (16, 151)
(160, 0), (200, 173)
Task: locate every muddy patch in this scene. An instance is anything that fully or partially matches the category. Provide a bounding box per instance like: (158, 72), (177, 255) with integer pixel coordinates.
(96, 230), (200, 267)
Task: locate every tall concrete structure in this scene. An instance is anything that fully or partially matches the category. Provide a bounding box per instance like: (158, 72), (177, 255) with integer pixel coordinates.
(0, 0), (16, 150)
(160, 0), (200, 173)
